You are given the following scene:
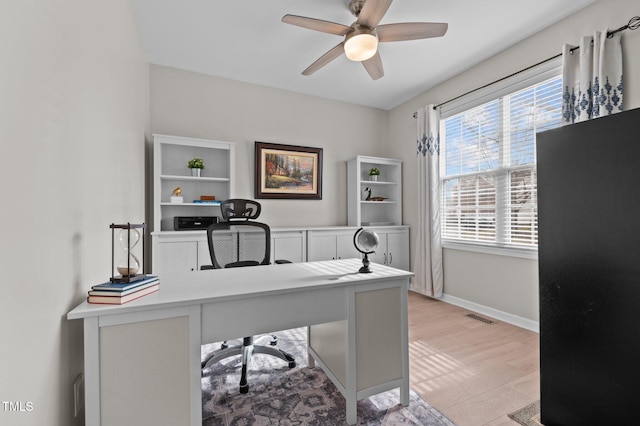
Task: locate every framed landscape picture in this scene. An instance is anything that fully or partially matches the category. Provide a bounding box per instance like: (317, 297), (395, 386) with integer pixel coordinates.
(255, 142), (323, 199)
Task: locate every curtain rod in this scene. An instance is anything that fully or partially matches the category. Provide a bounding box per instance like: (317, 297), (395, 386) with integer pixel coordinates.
(413, 15), (640, 118)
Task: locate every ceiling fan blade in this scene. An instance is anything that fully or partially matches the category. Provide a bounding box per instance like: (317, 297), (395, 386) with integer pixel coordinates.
(357, 0), (393, 29)
(377, 22), (448, 42)
(282, 14), (352, 36)
(302, 42), (345, 76)
(362, 51), (384, 80)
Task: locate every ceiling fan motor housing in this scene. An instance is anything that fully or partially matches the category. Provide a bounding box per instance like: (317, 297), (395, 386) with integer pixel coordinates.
(349, 0), (367, 18)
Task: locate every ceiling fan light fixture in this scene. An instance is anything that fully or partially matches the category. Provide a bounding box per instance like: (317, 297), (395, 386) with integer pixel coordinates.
(344, 26), (378, 61)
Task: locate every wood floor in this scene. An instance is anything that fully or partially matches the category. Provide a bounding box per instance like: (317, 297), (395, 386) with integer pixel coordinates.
(408, 291), (539, 426)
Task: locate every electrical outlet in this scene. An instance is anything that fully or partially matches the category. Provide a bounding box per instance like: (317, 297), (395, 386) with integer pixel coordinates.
(73, 373), (84, 417)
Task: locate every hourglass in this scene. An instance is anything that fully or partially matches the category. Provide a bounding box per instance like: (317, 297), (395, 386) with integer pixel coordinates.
(110, 223), (146, 283)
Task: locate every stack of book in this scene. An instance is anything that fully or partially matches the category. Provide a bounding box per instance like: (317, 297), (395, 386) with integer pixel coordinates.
(193, 195), (219, 205)
(87, 275), (160, 305)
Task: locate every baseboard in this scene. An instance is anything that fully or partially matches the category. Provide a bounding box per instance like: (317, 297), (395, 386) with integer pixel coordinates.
(439, 293), (539, 333)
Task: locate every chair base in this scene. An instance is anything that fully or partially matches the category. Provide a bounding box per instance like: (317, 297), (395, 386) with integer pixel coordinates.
(202, 335), (296, 394)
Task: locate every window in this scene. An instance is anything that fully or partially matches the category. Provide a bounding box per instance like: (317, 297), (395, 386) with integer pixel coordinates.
(440, 74), (563, 250)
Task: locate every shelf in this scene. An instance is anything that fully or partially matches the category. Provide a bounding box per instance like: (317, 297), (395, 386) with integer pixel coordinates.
(360, 181), (397, 185)
(160, 175), (230, 182)
(161, 202), (221, 206)
(361, 200), (397, 204)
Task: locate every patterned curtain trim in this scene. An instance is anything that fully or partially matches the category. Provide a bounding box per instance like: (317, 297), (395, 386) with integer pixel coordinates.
(562, 75), (623, 123)
(561, 30), (623, 125)
(417, 132), (440, 157)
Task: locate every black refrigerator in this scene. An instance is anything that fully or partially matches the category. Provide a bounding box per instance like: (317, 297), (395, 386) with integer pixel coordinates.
(536, 107), (640, 425)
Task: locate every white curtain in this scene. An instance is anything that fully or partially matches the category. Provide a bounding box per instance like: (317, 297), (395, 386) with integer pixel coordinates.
(413, 105), (443, 297)
(562, 29), (623, 124)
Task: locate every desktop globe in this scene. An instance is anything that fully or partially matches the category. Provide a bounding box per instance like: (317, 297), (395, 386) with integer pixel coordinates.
(353, 228), (379, 273)
(355, 229), (379, 253)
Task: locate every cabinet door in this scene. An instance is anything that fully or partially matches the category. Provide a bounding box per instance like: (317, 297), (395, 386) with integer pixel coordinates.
(368, 233), (388, 266)
(308, 234), (338, 261)
(272, 232), (305, 263)
(157, 242), (198, 273)
(386, 231), (410, 271)
(336, 234), (362, 260)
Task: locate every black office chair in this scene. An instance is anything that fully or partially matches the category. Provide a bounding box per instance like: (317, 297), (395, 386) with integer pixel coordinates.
(200, 199), (295, 394)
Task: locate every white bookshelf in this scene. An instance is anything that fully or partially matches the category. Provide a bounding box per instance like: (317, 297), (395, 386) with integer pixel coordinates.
(347, 156), (402, 227)
(152, 134), (236, 232)
(151, 134), (236, 273)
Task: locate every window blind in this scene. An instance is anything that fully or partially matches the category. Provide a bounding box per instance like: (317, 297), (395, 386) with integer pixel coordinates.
(440, 74), (563, 249)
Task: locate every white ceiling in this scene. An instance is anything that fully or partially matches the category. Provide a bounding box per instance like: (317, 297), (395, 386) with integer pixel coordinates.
(131, 0), (595, 110)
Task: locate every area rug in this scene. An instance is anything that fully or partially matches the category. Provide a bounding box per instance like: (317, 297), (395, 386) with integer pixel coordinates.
(201, 327), (456, 425)
(508, 400), (542, 426)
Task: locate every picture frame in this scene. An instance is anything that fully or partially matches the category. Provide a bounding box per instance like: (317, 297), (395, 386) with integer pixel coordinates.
(255, 141), (323, 199)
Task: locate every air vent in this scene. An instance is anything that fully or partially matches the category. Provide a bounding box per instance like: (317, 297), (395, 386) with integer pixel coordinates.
(465, 313), (496, 324)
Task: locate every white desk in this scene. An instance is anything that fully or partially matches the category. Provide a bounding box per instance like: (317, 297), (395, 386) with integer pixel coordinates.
(67, 258), (413, 426)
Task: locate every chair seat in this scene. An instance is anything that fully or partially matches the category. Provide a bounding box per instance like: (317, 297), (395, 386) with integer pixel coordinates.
(226, 260), (260, 268)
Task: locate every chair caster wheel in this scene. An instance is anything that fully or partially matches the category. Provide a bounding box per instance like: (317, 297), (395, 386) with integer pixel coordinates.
(240, 384), (249, 394)
(288, 361), (296, 368)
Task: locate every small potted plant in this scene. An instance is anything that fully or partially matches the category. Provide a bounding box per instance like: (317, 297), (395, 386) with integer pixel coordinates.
(369, 167), (380, 181)
(188, 157), (204, 177)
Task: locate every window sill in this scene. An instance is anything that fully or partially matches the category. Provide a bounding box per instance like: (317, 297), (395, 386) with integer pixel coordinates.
(442, 241), (538, 260)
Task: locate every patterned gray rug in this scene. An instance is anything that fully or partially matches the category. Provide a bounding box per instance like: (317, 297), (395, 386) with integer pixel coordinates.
(201, 327), (456, 425)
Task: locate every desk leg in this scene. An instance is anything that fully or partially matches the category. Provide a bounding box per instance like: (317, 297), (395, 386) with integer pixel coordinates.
(83, 317), (100, 426)
(346, 287), (357, 426)
(401, 386), (409, 406)
(306, 326), (315, 368)
(400, 285), (410, 407)
(346, 403), (357, 425)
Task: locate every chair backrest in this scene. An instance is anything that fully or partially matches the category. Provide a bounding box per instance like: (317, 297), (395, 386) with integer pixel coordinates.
(220, 199), (261, 221)
(206, 221), (271, 269)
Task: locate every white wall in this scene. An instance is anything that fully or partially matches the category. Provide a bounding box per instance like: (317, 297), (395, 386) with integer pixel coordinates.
(149, 65), (389, 227)
(388, 0), (640, 323)
(0, 1), (149, 425)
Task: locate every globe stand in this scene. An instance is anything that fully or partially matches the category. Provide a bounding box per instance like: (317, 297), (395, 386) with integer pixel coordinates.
(359, 253), (372, 273)
(353, 227), (379, 274)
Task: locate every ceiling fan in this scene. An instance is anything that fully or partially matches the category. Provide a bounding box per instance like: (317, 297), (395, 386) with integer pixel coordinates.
(282, 0), (448, 80)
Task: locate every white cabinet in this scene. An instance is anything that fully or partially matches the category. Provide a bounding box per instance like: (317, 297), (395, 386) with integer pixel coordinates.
(156, 241), (198, 273)
(152, 134), (235, 273)
(153, 233), (210, 274)
(152, 229), (307, 274)
(347, 156), (402, 227)
(307, 227), (409, 271)
(271, 230), (307, 263)
(367, 227), (410, 271)
(307, 229), (362, 262)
